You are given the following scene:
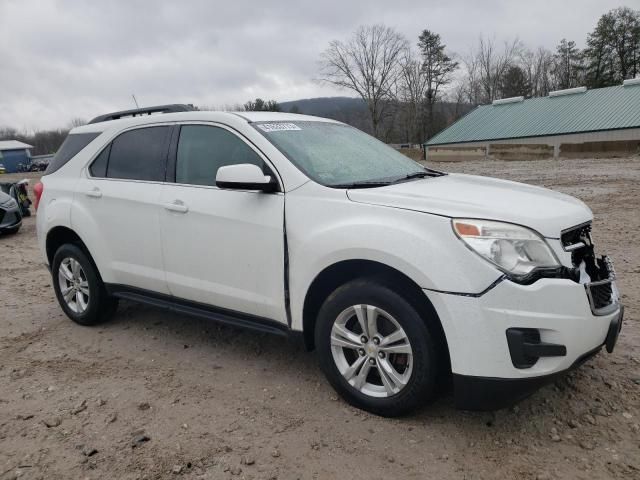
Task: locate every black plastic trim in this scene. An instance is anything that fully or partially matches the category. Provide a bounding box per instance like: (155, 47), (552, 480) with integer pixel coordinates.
(88, 104), (196, 124)
(282, 201), (292, 327)
(105, 284), (290, 337)
(165, 124), (180, 182)
(605, 304), (624, 353)
(453, 345), (603, 411)
(424, 275), (505, 298)
(506, 328), (566, 369)
(216, 179), (278, 192)
(506, 266), (580, 286)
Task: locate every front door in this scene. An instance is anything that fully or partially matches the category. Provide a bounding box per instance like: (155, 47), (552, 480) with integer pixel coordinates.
(159, 124), (286, 323)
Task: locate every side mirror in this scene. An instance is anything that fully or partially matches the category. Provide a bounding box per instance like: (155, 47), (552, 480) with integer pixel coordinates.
(216, 164), (278, 192)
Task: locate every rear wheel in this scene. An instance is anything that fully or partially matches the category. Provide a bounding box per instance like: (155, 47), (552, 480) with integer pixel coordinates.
(52, 244), (118, 326)
(315, 279), (439, 416)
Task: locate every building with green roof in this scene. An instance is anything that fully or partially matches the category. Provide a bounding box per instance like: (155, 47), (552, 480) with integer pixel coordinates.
(425, 80), (640, 160)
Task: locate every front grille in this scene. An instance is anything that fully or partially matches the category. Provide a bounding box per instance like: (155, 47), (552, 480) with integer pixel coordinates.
(562, 222), (618, 315)
(589, 282), (613, 310)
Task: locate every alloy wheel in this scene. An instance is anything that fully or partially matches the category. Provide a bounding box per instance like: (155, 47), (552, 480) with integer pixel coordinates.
(57, 257), (90, 314)
(330, 304), (413, 398)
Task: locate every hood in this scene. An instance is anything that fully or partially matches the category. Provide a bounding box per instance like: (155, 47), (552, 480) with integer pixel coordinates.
(346, 173), (592, 238)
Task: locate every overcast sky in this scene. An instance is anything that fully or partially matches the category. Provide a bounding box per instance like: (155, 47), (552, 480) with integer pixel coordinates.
(0, 0), (631, 130)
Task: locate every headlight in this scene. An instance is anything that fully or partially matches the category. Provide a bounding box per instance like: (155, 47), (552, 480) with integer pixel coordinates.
(452, 219), (559, 278)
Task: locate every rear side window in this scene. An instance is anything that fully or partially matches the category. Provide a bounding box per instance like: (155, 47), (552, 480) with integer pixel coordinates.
(90, 126), (170, 181)
(45, 132), (101, 175)
(175, 125), (263, 186)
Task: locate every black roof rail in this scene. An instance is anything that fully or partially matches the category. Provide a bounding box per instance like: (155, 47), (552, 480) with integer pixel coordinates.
(88, 104), (197, 124)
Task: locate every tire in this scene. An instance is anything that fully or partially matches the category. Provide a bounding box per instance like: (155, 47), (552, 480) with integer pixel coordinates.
(315, 279), (439, 417)
(51, 243), (118, 326)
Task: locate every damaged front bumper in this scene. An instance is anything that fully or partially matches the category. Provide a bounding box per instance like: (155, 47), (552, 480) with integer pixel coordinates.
(425, 249), (623, 411)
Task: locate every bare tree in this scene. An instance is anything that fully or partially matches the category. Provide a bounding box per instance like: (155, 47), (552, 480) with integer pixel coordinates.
(472, 36), (522, 103)
(458, 51), (483, 106)
(397, 49), (428, 143)
(319, 24), (408, 137)
(520, 47), (555, 97)
(68, 118), (87, 128)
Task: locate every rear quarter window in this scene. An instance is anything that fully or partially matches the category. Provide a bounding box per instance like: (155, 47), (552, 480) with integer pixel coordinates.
(44, 132), (101, 175)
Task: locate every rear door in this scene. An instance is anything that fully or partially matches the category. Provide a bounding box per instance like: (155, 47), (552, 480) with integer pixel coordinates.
(159, 123), (286, 322)
(73, 125), (172, 294)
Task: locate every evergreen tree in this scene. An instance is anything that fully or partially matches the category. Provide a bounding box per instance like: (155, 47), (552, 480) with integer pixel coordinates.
(553, 39), (584, 89)
(499, 65), (532, 98)
(417, 30), (458, 139)
(584, 7), (640, 87)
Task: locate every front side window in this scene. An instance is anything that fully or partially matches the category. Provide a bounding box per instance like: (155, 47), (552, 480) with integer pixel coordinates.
(254, 121), (428, 187)
(105, 126), (170, 181)
(175, 125), (264, 186)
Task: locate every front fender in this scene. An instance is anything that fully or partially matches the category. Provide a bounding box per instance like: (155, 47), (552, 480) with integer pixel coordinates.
(286, 184), (501, 331)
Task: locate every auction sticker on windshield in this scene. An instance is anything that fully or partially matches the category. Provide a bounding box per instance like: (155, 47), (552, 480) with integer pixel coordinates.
(257, 123), (301, 132)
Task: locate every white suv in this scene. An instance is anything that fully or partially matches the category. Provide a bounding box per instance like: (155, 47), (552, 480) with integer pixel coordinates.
(35, 105), (623, 416)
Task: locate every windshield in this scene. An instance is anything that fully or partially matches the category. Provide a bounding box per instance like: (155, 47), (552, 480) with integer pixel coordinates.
(253, 121), (432, 187)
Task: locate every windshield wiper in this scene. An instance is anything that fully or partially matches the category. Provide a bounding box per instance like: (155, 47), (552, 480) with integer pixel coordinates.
(395, 168), (446, 183)
(331, 180), (393, 189)
(403, 171), (431, 180)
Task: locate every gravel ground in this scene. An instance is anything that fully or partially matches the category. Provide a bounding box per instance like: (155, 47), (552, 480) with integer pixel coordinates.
(0, 157), (639, 480)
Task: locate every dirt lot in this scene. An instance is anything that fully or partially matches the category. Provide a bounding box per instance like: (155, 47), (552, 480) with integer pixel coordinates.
(1, 158), (639, 480)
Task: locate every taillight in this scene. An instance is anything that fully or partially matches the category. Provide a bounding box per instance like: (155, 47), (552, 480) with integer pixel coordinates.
(33, 181), (44, 210)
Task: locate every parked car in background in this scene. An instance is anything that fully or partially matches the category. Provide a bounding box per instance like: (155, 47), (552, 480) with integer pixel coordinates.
(30, 156), (52, 172)
(0, 179), (32, 217)
(0, 164), (5, 174)
(0, 190), (22, 234)
(35, 105), (623, 416)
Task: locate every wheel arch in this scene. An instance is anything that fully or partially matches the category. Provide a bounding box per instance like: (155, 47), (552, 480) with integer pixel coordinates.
(46, 226), (90, 266)
(301, 259), (451, 372)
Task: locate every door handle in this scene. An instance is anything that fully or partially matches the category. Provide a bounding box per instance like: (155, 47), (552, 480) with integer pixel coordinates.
(85, 187), (102, 198)
(164, 200), (189, 213)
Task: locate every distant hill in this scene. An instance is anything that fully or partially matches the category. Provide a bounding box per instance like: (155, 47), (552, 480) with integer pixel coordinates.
(279, 96), (474, 143)
(279, 97), (370, 131)
(280, 97), (366, 116)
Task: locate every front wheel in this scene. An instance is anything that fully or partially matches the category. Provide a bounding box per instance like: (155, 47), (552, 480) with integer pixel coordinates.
(315, 279), (439, 416)
(51, 244), (118, 326)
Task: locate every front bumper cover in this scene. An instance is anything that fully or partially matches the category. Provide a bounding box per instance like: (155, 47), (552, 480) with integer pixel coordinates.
(453, 304), (623, 411)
